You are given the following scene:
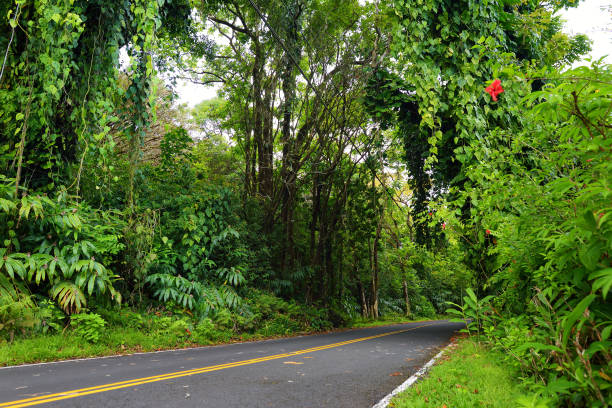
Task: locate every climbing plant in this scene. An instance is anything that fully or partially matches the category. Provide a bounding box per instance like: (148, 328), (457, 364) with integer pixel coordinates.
(0, 0), (196, 312)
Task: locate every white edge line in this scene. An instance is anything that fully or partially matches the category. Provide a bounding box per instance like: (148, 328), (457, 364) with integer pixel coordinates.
(371, 342), (454, 408)
(0, 320), (448, 370)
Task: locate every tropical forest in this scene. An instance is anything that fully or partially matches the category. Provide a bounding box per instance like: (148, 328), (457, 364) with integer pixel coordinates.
(0, 0), (610, 407)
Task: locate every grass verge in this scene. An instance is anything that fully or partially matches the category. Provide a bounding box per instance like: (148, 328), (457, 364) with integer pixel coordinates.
(390, 337), (529, 408)
(349, 314), (448, 328)
(0, 328), (313, 367)
(0, 316), (440, 367)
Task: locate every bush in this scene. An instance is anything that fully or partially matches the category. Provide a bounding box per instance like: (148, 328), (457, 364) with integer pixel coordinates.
(257, 315), (301, 337)
(167, 319), (192, 340)
(300, 306), (333, 331)
(149, 315), (174, 333)
(379, 298), (405, 315)
(192, 318), (215, 343)
(212, 308), (234, 330)
(192, 317), (231, 343)
(94, 308), (123, 326)
(71, 313), (106, 343)
(412, 295), (436, 318)
(233, 308), (257, 332)
(247, 290), (292, 318)
(122, 311), (145, 329)
(36, 300), (65, 334)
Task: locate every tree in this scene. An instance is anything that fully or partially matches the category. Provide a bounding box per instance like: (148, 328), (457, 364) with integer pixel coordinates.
(366, 0), (591, 283)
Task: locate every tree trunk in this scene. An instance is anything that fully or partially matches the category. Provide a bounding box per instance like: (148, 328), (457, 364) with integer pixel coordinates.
(243, 100), (253, 198)
(359, 281), (368, 318)
(370, 205), (383, 319)
(261, 78), (275, 231)
(337, 232), (344, 298)
(251, 41), (265, 200)
(403, 279), (411, 316)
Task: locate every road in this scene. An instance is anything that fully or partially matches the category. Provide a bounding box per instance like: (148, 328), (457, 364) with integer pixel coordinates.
(0, 320), (462, 408)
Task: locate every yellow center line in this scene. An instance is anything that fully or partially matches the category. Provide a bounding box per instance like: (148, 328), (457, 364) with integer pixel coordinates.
(1, 323), (437, 408)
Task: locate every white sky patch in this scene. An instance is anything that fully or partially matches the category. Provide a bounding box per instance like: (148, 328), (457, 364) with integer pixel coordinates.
(559, 0), (611, 65)
(175, 80), (218, 107)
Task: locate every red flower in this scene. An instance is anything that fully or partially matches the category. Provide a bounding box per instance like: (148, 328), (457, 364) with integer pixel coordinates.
(486, 229), (491, 235)
(485, 79), (504, 101)
(442, 222), (446, 230)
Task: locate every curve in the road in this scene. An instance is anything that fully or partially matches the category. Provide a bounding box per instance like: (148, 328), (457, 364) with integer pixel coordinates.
(0, 322), (440, 408)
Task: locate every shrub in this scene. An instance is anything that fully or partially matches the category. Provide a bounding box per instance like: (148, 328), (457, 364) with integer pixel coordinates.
(247, 290), (291, 318)
(212, 308), (234, 330)
(301, 306), (333, 331)
(149, 315), (174, 333)
(0, 276), (38, 341)
(94, 308), (123, 326)
(233, 308), (257, 332)
(71, 313), (106, 343)
(36, 299), (65, 334)
(192, 317), (231, 343)
(192, 318), (216, 343)
(412, 295), (436, 318)
(123, 311), (145, 329)
(167, 319), (192, 340)
(257, 315), (300, 337)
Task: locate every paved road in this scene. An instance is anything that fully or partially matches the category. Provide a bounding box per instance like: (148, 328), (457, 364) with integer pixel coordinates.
(0, 320), (462, 408)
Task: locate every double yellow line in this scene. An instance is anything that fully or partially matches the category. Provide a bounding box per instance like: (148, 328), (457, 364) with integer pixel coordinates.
(1, 323), (435, 408)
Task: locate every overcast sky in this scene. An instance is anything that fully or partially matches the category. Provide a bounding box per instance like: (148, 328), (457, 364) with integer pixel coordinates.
(175, 0), (612, 107)
(559, 0), (611, 64)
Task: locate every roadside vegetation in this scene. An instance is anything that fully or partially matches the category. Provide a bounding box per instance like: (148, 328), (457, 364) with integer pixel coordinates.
(391, 338), (529, 408)
(0, 0), (609, 406)
(0, 305), (438, 367)
(0, 292), (334, 366)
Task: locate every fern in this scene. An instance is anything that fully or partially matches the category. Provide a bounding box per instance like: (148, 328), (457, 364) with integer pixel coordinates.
(0, 277), (36, 341)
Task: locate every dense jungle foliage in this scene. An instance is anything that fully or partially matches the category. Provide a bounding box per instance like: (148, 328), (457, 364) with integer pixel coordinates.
(0, 0), (609, 406)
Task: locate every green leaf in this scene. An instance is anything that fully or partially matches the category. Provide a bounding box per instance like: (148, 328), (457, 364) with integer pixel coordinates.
(589, 268), (612, 299)
(465, 287), (477, 303)
(579, 242), (604, 271)
(582, 210), (597, 232)
(515, 342), (563, 353)
(601, 325), (612, 341)
(87, 275), (95, 295)
(562, 294), (596, 347)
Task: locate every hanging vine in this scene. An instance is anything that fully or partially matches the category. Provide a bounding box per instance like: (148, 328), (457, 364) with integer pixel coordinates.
(0, 0), (177, 311)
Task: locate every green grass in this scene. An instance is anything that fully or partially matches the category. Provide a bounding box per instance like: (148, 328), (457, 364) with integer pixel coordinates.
(0, 328), (195, 366)
(390, 338), (528, 408)
(0, 323), (294, 366)
(349, 314), (448, 328)
(0, 315), (445, 367)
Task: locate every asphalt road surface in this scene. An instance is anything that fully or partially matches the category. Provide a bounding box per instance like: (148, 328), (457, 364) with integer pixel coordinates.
(0, 320), (463, 408)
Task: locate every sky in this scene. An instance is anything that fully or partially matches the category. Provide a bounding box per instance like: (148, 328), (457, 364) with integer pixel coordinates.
(174, 0), (612, 107)
(559, 0), (611, 64)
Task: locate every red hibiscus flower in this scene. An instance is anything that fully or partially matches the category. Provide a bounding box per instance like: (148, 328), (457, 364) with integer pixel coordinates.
(485, 79), (504, 101)
(486, 229), (491, 235)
